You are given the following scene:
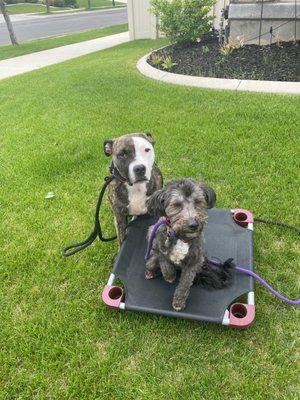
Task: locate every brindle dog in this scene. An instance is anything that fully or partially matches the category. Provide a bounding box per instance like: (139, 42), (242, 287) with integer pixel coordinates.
(145, 179), (217, 311)
(104, 132), (163, 245)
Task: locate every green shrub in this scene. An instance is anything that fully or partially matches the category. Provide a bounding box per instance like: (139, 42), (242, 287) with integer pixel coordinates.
(150, 53), (164, 66)
(5, 0), (39, 3)
(151, 0), (215, 44)
(53, 0), (78, 7)
(64, 0), (78, 7)
(161, 55), (177, 70)
(53, 0), (65, 6)
(5, 0), (23, 4)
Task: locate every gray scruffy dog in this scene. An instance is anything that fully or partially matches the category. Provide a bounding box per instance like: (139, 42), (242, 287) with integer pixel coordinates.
(145, 179), (230, 311)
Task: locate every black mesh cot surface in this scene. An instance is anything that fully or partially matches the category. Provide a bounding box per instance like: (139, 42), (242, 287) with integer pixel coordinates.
(102, 209), (255, 328)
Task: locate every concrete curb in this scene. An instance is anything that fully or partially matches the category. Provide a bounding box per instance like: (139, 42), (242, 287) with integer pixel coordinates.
(137, 53), (300, 95)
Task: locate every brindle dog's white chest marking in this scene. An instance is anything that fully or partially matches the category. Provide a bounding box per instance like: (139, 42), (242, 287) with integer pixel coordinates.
(169, 240), (189, 265)
(127, 182), (148, 215)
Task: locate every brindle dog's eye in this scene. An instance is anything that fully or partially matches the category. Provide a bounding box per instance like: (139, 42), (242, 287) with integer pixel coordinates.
(194, 199), (202, 205)
(117, 151), (127, 159)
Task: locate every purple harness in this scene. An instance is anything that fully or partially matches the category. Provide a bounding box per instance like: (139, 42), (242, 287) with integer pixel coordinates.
(145, 216), (169, 261)
(145, 217), (300, 306)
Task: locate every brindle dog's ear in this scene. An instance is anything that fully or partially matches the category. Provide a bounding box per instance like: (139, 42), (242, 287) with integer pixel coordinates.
(146, 189), (166, 216)
(200, 184), (216, 209)
(144, 132), (155, 145)
(104, 139), (114, 156)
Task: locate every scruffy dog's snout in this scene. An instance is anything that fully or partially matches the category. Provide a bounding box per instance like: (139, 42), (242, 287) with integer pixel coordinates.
(174, 218), (201, 236)
(188, 219), (199, 231)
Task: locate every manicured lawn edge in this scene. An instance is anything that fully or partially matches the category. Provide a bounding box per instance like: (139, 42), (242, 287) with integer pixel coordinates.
(137, 52), (300, 95)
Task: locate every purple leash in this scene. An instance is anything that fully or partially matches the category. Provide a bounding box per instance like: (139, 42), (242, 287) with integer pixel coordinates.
(145, 217), (300, 306)
(208, 258), (300, 306)
(145, 216), (168, 261)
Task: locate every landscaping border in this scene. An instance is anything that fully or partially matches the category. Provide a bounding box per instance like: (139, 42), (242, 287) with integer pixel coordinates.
(137, 53), (300, 95)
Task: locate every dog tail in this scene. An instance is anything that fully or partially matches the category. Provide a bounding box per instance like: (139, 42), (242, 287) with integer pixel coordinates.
(194, 262), (233, 289)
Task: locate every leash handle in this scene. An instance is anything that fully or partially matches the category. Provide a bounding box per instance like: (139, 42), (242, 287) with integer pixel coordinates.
(62, 175), (117, 257)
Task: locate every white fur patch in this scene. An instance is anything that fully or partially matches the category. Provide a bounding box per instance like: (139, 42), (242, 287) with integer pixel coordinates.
(129, 137), (154, 183)
(127, 182), (148, 215)
(169, 240), (189, 265)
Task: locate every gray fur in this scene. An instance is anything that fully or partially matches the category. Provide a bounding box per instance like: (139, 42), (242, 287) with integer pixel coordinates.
(145, 179), (217, 311)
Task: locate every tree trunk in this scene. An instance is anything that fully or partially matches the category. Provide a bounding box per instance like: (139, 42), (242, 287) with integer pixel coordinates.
(112, 0), (115, 6)
(87, 0), (91, 10)
(45, 0), (50, 13)
(0, 0), (18, 45)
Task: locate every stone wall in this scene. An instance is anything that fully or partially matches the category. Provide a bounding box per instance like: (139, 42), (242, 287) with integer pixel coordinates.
(228, 2), (299, 44)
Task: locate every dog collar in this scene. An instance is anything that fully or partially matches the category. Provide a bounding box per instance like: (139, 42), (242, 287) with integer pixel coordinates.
(145, 217), (196, 260)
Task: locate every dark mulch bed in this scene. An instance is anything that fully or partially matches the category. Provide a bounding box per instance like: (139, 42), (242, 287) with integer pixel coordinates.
(149, 34), (300, 82)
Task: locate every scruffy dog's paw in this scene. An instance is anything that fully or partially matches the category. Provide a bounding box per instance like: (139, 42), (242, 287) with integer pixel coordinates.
(164, 273), (176, 284)
(172, 300), (186, 312)
(145, 269), (154, 280)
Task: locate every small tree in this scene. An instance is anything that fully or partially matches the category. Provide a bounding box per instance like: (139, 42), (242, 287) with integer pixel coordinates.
(45, 0), (50, 13)
(151, 0), (215, 45)
(0, 0), (18, 45)
(87, 0), (91, 9)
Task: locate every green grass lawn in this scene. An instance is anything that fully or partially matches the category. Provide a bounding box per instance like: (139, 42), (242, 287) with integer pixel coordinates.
(6, 3), (69, 14)
(0, 24), (128, 61)
(0, 39), (299, 399)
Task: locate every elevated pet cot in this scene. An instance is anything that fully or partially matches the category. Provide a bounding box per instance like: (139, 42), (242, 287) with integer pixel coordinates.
(102, 208), (256, 329)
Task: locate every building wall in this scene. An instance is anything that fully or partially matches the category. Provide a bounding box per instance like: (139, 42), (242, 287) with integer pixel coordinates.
(127, 0), (157, 40)
(128, 0), (229, 40)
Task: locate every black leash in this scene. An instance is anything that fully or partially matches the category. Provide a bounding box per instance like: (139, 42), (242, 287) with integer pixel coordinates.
(62, 175), (117, 257)
(62, 170), (299, 257)
(254, 217), (300, 234)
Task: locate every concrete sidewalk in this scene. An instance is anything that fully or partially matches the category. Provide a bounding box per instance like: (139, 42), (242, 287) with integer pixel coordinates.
(0, 31), (130, 81)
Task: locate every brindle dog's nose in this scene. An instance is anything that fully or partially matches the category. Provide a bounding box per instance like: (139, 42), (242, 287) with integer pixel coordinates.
(134, 164), (146, 175)
(188, 219), (199, 230)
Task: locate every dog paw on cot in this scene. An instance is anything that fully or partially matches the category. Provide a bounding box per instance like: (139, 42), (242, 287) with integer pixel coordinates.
(145, 178), (217, 311)
(103, 132), (163, 246)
